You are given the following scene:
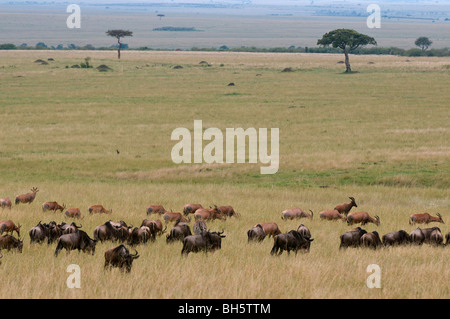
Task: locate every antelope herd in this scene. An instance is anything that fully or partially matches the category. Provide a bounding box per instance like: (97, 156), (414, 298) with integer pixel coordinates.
(0, 190), (448, 272)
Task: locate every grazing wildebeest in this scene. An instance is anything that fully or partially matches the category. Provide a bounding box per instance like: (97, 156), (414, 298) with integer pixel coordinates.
(15, 187), (39, 205)
(270, 230), (313, 256)
(29, 221), (50, 244)
(54, 230), (97, 257)
(146, 205), (166, 215)
(319, 210), (346, 221)
(360, 231), (382, 249)
(429, 228), (444, 246)
(421, 227), (443, 245)
(65, 208), (82, 219)
(0, 198), (12, 209)
(193, 220), (207, 235)
(0, 234), (23, 253)
(382, 230), (410, 246)
(181, 231), (216, 257)
(208, 230), (226, 251)
(0, 220), (21, 237)
(183, 203), (203, 216)
(163, 212), (190, 224)
(166, 219), (192, 243)
(297, 224), (311, 238)
(194, 206), (226, 221)
(410, 227), (425, 245)
(334, 197), (357, 216)
(218, 206), (239, 218)
(346, 212), (380, 226)
(281, 208), (313, 220)
(409, 213), (444, 225)
(88, 205), (112, 214)
(59, 222), (82, 234)
(247, 224), (266, 242)
(128, 226), (154, 245)
(94, 220), (129, 243)
(446, 232), (450, 246)
(255, 222), (282, 238)
(42, 201), (66, 213)
(140, 219), (166, 236)
(339, 227), (367, 249)
(104, 244), (140, 273)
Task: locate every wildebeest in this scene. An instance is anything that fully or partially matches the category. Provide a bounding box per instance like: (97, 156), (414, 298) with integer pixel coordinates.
(297, 224), (311, 238)
(339, 227), (367, 249)
(218, 205), (239, 218)
(140, 219), (166, 236)
(334, 197), (357, 216)
(194, 206), (226, 221)
(163, 212), (190, 224)
(0, 198), (12, 209)
(0, 234), (23, 253)
(42, 201), (66, 213)
(94, 220), (130, 243)
(429, 228), (444, 246)
(360, 231), (382, 249)
(54, 230), (97, 257)
(410, 227), (425, 245)
(422, 227), (443, 245)
(183, 203), (203, 216)
(319, 210), (346, 221)
(15, 187), (39, 205)
(270, 230), (313, 256)
(446, 232), (450, 246)
(281, 208), (313, 220)
(208, 230), (226, 251)
(181, 230), (224, 257)
(59, 222), (82, 234)
(29, 221), (50, 244)
(0, 220), (21, 237)
(88, 204), (112, 214)
(409, 213), (444, 225)
(65, 208), (82, 219)
(146, 205), (166, 215)
(247, 224), (266, 242)
(166, 219), (192, 243)
(104, 244), (140, 273)
(128, 226), (154, 245)
(382, 230), (410, 246)
(346, 212), (380, 226)
(193, 219), (207, 235)
(255, 222), (282, 238)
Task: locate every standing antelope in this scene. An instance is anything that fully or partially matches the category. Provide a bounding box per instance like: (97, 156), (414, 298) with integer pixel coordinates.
(15, 187), (39, 205)
(89, 205), (112, 214)
(0, 198), (12, 209)
(409, 213), (444, 225)
(42, 201), (66, 213)
(347, 212), (380, 226)
(334, 197), (357, 216)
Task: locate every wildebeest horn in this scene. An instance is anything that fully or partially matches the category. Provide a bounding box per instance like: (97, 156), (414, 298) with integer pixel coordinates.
(309, 210), (314, 218)
(132, 249), (139, 258)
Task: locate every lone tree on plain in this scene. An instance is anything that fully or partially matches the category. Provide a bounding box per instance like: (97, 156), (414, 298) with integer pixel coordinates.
(415, 37), (432, 51)
(317, 29), (377, 73)
(106, 29), (133, 59)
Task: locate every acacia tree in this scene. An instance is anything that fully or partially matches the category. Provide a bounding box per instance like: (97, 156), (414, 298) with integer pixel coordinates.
(106, 29), (133, 59)
(317, 29), (377, 73)
(415, 37), (432, 51)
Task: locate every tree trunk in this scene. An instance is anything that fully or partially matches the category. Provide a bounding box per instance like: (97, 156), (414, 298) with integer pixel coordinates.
(117, 38), (121, 60)
(344, 49), (351, 72)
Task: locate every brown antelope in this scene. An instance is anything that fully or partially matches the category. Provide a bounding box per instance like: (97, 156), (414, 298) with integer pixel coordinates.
(42, 201), (66, 213)
(334, 197), (357, 216)
(281, 208), (313, 220)
(88, 205), (112, 214)
(65, 208), (82, 218)
(194, 205), (226, 221)
(146, 205), (166, 215)
(319, 210), (346, 221)
(140, 219), (167, 236)
(0, 220), (21, 237)
(217, 205), (239, 218)
(409, 213), (444, 225)
(183, 203), (203, 216)
(347, 212), (380, 226)
(15, 187), (39, 205)
(0, 198), (12, 209)
(163, 212), (190, 224)
(254, 222), (282, 238)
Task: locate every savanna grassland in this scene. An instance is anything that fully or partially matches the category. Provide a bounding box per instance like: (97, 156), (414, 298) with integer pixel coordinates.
(0, 50), (449, 299)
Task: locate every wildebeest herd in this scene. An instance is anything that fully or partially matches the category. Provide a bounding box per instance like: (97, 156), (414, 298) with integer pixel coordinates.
(0, 190), (448, 272)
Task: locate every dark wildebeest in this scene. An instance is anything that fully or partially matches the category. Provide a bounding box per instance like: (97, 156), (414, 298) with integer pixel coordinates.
(421, 227), (443, 245)
(247, 224), (266, 243)
(0, 234), (23, 253)
(0, 220), (21, 237)
(193, 220), (207, 235)
(319, 210), (346, 221)
(181, 231), (217, 257)
(88, 205), (112, 214)
(94, 220), (129, 243)
(255, 222), (282, 238)
(65, 208), (82, 219)
(410, 227), (425, 245)
(15, 187), (39, 205)
(183, 203), (203, 216)
(54, 230), (97, 257)
(194, 206), (226, 221)
(208, 230), (226, 251)
(382, 230), (410, 246)
(360, 231), (382, 250)
(128, 226), (154, 246)
(29, 221), (50, 244)
(140, 219), (166, 236)
(429, 228), (444, 246)
(47, 221), (62, 244)
(446, 232), (450, 246)
(0, 198), (12, 209)
(339, 227), (367, 249)
(297, 224), (311, 238)
(166, 219), (192, 243)
(59, 222), (82, 234)
(347, 212), (380, 226)
(270, 230), (313, 256)
(281, 208), (313, 220)
(409, 213), (444, 225)
(104, 244), (140, 273)
(42, 201), (66, 213)
(146, 205), (166, 215)
(334, 197), (357, 216)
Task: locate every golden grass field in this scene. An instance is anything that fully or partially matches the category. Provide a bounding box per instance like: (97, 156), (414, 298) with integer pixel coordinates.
(0, 50), (448, 299)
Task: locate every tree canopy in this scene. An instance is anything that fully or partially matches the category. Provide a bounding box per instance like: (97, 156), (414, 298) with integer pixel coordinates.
(106, 29), (133, 59)
(415, 37), (432, 51)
